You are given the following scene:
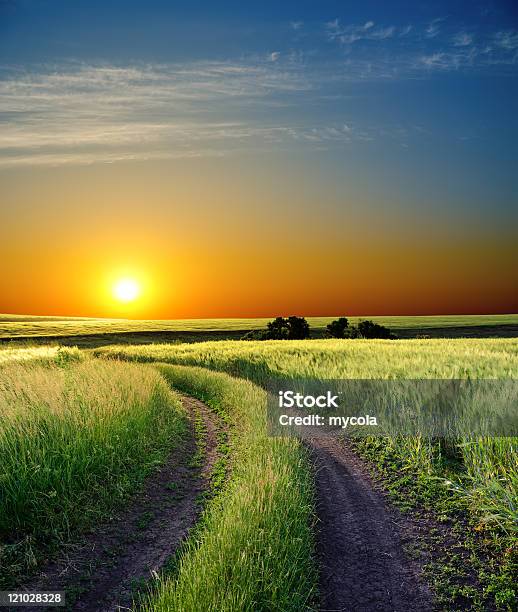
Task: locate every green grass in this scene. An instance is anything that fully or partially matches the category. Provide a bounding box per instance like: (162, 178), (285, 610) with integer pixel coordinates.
(141, 364), (316, 612)
(1, 313), (517, 338)
(98, 338), (518, 610)
(0, 352), (188, 588)
(0, 344), (60, 364)
(96, 337), (518, 379)
(2, 335), (516, 608)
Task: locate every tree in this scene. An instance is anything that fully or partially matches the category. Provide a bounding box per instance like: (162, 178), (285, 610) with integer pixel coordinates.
(326, 317), (349, 338)
(287, 316), (310, 339)
(356, 320), (395, 339)
(258, 316), (311, 340)
(266, 317), (291, 339)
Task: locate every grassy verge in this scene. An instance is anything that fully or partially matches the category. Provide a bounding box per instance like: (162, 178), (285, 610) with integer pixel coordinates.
(0, 352), (187, 588)
(351, 436), (517, 611)
(142, 364), (317, 612)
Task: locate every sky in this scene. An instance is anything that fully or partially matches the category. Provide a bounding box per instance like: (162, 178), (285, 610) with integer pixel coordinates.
(0, 0), (517, 318)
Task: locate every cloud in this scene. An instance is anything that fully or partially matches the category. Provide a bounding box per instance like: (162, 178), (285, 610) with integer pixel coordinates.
(0, 61), (376, 167)
(0, 61), (315, 166)
(419, 48), (479, 71)
(420, 53), (447, 68)
(369, 26), (395, 40)
(290, 21), (303, 30)
(425, 18), (444, 39)
(326, 18), (395, 45)
(2, 20), (517, 169)
(495, 30), (518, 50)
(453, 32), (473, 47)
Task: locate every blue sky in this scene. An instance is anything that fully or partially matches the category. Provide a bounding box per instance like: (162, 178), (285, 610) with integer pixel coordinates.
(1, 2), (516, 169)
(1, 1), (516, 214)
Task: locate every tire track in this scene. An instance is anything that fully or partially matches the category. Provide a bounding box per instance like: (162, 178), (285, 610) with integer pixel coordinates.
(28, 395), (222, 612)
(310, 437), (433, 612)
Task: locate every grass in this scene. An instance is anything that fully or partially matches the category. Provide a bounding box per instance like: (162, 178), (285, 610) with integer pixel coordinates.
(351, 436), (517, 610)
(141, 364), (316, 612)
(2, 335), (516, 608)
(1, 313), (517, 339)
(0, 344), (59, 364)
(96, 337), (518, 379)
(0, 350), (188, 588)
(98, 338), (518, 610)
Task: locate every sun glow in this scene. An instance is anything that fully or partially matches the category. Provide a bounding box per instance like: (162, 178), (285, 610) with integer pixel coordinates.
(113, 278), (141, 303)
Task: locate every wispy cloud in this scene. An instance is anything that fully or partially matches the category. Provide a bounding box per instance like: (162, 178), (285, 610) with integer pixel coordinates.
(420, 53), (447, 68)
(425, 17), (444, 39)
(0, 61), (377, 167)
(1, 18), (517, 168)
(0, 61), (314, 166)
(419, 48), (480, 71)
(494, 30), (518, 50)
(290, 21), (303, 31)
(326, 19), (396, 45)
(453, 31), (473, 47)
(323, 17), (517, 76)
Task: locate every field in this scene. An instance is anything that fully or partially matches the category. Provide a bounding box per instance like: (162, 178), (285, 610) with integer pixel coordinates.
(97, 338), (518, 609)
(0, 346), (315, 610)
(0, 351), (188, 588)
(2, 313), (518, 341)
(0, 336), (517, 610)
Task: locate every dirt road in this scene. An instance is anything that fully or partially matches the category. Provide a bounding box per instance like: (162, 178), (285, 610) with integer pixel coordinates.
(29, 396), (222, 612)
(310, 437), (433, 612)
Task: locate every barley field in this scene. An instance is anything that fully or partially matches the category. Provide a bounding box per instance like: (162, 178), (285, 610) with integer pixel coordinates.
(1, 337), (516, 608)
(98, 338), (518, 539)
(1, 313), (517, 339)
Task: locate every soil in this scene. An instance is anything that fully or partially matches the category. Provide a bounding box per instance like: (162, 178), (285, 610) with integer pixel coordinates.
(26, 395), (222, 612)
(309, 436), (434, 612)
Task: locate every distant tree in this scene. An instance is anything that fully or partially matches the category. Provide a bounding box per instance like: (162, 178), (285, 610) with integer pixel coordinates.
(286, 316), (310, 339)
(356, 320), (395, 339)
(326, 317), (349, 338)
(253, 316), (312, 340)
(266, 317), (291, 339)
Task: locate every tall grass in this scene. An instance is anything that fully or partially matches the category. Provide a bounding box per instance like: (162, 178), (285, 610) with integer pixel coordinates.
(98, 339), (518, 560)
(0, 345), (59, 365)
(0, 356), (187, 587)
(96, 337), (518, 380)
(142, 365), (316, 612)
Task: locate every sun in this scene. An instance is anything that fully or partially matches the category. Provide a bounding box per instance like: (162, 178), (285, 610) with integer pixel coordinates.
(113, 278), (141, 303)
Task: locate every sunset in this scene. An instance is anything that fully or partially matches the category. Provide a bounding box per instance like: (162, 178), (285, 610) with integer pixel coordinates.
(1, 2), (517, 611)
(1, 0), (517, 319)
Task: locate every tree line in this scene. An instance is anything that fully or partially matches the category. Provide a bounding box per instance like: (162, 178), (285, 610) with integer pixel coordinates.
(242, 316), (395, 340)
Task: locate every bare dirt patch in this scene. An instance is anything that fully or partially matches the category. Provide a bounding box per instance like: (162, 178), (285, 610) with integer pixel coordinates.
(26, 395), (222, 612)
(309, 437), (433, 612)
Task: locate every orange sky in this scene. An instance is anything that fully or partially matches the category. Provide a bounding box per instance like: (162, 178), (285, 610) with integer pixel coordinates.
(1, 157), (516, 319)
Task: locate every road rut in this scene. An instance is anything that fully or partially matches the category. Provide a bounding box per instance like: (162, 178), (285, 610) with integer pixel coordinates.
(28, 395), (221, 612)
(310, 437), (433, 612)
